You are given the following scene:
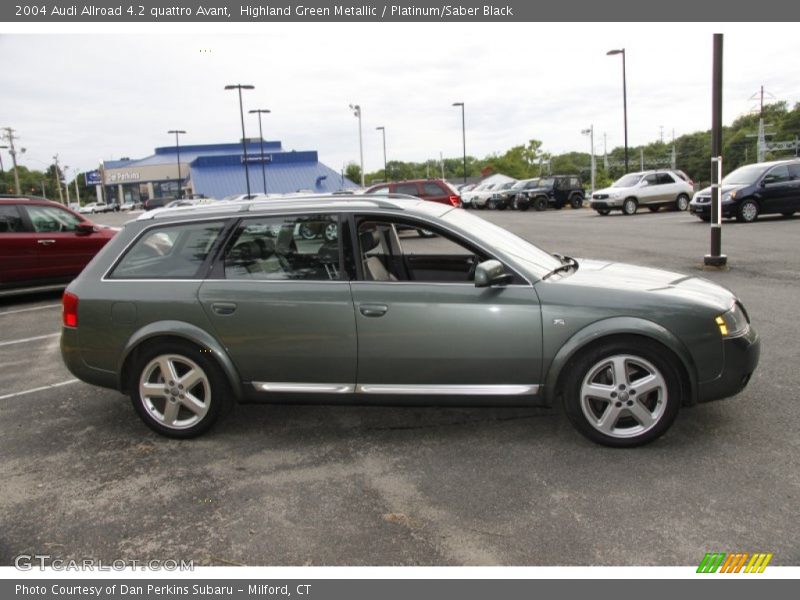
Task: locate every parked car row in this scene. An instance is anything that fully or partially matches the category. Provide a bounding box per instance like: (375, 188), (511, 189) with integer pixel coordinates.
(462, 175), (586, 212)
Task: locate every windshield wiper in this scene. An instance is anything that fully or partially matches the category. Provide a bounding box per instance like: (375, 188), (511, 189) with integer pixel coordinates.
(542, 255), (579, 280)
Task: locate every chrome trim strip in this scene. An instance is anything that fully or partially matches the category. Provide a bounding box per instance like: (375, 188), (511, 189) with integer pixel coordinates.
(356, 384), (540, 396)
(253, 382), (355, 393)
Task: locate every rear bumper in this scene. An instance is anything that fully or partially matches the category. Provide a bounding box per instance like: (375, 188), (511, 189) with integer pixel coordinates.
(696, 326), (760, 404)
(60, 327), (119, 391)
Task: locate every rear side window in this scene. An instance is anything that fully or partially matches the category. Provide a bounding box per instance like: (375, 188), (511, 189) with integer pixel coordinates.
(110, 220), (225, 279)
(422, 182), (446, 196)
(395, 183), (419, 196)
(0, 205), (25, 233)
(657, 173), (676, 185)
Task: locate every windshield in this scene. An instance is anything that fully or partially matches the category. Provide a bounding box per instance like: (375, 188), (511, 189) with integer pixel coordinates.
(499, 182), (515, 190)
(722, 164), (767, 186)
(442, 209), (561, 278)
(613, 174), (642, 187)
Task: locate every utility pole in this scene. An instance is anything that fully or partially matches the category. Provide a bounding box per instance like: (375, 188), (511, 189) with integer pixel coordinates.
(349, 104), (364, 187)
(74, 172), (81, 203)
(603, 133), (608, 171)
(704, 34), (727, 267)
(64, 166), (71, 204)
(640, 148), (644, 171)
(671, 129), (677, 169)
(582, 126), (595, 196)
(52, 154), (64, 204)
(659, 125), (664, 144)
(2, 127), (23, 195)
(0, 145), (6, 172)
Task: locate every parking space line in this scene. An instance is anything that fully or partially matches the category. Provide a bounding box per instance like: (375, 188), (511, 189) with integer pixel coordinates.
(0, 378), (79, 401)
(0, 333), (60, 347)
(0, 304), (60, 316)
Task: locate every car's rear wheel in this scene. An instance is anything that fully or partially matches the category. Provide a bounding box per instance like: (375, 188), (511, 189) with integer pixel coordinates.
(517, 198), (530, 211)
(534, 196), (548, 211)
(595, 208), (611, 216)
(736, 200), (759, 223)
(130, 341), (229, 438)
(622, 198), (638, 215)
(570, 195), (584, 209)
(675, 194), (690, 211)
(563, 338), (682, 447)
(496, 201), (507, 211)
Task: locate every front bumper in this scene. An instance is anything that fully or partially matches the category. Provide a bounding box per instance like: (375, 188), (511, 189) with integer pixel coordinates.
(689, 202), (735, 219)
(590, 200), (621, 209)
(696, 325), (760, 404)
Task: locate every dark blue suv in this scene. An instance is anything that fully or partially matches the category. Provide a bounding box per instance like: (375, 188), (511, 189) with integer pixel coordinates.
(689, 159), (800, 223)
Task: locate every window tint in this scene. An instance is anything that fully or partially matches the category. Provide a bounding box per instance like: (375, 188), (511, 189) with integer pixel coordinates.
(110, 221), (225, 279)
(789, 164), (800, 179)
(422, 182), (446, 196)
(764, 165), (790, 184)
(223, 214), (340, 281)
(394, 183), (419, 196)
(24, 205), (81, 232)
(656, 173), (675, 185)
(0, 205), (24, 233)
(570, 177), (581, 188)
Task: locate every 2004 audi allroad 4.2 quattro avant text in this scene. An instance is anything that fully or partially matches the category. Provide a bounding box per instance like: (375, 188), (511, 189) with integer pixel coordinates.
(60, 196), (760, 447)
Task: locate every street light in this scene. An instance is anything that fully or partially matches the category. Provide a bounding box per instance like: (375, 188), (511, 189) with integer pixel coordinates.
(452, 102), (467, 184)
(581, 125), (595, 197)
(606, 48), (629, 173)
(349, 104), (364, 187)
(225, 84), (255, 197)
(248, 109), (271, 195)
(167, 130), (186, 199)
(375, 126), (387, 182)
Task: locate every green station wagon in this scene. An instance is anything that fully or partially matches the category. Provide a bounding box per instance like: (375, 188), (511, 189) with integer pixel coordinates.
(60, 196), (759, 446)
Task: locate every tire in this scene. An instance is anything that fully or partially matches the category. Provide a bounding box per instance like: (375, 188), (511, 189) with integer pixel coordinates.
(324, 222), (338, 242)
(648, 206), (660, 213)
(517, 198), (530, 212)
(698, 216), (711, 222)
(563, 338), (683, 447)
(622, 198), (638, 215)
(675, 194), (690, 212)
(534, 196), (548, 212)
(736, 200), (759, 223)
(299, 224), (318, 240)
(570, 195), (584, 209)
(130, 340), (230, 438)
(496, 201), (507, 211)
(595, 209), (611, 216)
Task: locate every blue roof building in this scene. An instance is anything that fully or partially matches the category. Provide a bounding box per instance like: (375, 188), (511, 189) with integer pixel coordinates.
(102, 140), (356, 204)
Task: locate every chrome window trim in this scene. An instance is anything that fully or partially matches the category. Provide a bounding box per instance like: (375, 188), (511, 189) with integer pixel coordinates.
(253, 382), (355, 394)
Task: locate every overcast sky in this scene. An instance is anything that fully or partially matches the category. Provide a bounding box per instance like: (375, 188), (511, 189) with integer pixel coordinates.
(2, 23), (799, 178)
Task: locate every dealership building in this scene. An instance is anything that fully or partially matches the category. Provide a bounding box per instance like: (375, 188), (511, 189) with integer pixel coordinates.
(101, 140), (356, 203)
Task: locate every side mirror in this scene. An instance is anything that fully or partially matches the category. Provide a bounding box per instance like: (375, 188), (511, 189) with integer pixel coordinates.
(759, 179), (768, 188)
(75, 223), (95, 235)
(474, 259), (512, 287)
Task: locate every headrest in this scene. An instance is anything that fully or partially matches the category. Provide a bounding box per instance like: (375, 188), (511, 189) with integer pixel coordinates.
(359, 229), (381, 253)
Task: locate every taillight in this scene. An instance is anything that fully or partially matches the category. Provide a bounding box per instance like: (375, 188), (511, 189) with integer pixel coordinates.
(63, 292), (79, 328)
(449, 195), (461, 207)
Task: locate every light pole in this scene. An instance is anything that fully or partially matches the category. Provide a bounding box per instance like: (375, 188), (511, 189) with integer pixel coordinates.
(249, 109), (271, 194)
(606, 49), (629, 173)
(581, 125), (595, 197)
(225, 84), (255, 197)
(349, 104), (364, 187)
(167, 130), (186, 199)
(375, 126), (387, 182)
(452, 102), (467, 184)
(0, 145), (6, 172)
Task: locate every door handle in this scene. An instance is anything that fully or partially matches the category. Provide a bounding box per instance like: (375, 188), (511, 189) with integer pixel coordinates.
(211, 302), (237, 316)
(359, 304), (388, 317)
(37, 239), (56, 245)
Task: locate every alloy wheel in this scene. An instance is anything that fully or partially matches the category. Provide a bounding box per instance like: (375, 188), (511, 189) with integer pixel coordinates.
(139, 354), (211, 430)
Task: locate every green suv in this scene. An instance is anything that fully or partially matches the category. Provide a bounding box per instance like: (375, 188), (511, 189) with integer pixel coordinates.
(60, 196), (759, 446)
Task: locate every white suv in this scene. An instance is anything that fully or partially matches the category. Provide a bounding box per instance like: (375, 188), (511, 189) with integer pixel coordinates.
(590, 170), (694, 216)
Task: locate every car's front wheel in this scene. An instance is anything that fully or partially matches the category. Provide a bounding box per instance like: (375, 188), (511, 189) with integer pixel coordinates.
(563, 338), (682, 447)
(534, 196), (548, 211)
(130, 341), (229, 438)
(736, 200), (759, 223)
(622, 198), (638, 215)
(675, 194), (690, 211)
(595, 208), (611, 216)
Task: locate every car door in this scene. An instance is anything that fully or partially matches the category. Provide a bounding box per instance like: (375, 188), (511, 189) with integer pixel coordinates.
(19, 203), (108, 281)
(198, 213), (358, 388)
(639, 174), (660, 205)
(656, 173), (679, 202)
(759, 164), (793, 214)
(0, 204), (39, 286)
(350, 215), (543, 394)
(787, 164), (800, 213)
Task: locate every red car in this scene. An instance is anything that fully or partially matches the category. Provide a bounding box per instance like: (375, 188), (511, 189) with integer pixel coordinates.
(364, 178), (462, 207)
(0, 196), (117, 296)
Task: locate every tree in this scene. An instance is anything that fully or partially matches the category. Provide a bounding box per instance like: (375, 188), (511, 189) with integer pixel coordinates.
(345, 162), (362, 187)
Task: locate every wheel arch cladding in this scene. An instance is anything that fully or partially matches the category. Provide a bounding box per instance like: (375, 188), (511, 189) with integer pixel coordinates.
(118, 320), (243, 400)
(543, 317), (697, 407)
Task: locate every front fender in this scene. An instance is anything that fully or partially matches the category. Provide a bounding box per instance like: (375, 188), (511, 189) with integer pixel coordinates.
(117, 320), (243, 400)
(542, 316), (698, 406)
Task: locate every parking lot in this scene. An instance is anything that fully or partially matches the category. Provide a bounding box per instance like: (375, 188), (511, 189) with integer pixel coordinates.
(1, 206), (798, 566)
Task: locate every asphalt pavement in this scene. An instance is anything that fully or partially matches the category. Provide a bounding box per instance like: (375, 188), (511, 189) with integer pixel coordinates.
(0, 206), (797, 566)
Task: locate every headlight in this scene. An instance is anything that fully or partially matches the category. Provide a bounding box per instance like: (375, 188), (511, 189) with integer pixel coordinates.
(722, 191), (737, 202)
(611, 192), (621, 199)
(715, 302), (749, 338)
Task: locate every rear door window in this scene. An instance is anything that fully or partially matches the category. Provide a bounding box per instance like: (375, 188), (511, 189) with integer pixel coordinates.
(656, 173), (676, 185)
(394, 183), (419, 196)
(422, 182), (446, 196)
(110, 220), (226, 279)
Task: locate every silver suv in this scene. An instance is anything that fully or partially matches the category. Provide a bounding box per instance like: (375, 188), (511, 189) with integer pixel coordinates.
(590, 170), (694, 215)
